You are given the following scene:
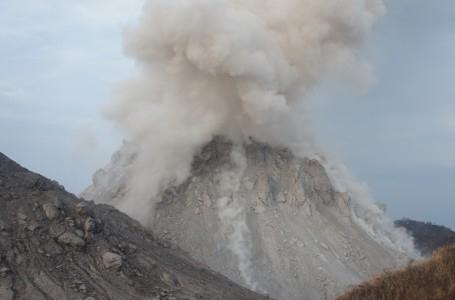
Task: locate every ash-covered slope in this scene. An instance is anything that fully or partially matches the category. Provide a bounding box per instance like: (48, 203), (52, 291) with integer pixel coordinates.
(0, 152), (270, 300)
(83, 138), (416, 300)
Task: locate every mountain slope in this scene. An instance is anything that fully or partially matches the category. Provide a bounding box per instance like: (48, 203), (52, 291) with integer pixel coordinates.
(83, 137), (416, 300)
(0, 152), (270, 300)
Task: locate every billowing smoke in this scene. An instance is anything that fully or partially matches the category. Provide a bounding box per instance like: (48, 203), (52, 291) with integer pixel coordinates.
(105, 0), (385, 221)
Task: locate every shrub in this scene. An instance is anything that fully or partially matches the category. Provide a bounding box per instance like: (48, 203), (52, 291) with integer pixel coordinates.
(337, 246), (455, 300)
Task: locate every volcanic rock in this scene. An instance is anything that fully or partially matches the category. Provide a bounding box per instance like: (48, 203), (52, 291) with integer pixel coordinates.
(102, 252), (123, 270)
(0, 152), (269, 300)
(42, 203), (59, 220)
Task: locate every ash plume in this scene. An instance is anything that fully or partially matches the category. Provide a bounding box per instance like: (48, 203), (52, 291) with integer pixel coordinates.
(105, 0), (385, 221)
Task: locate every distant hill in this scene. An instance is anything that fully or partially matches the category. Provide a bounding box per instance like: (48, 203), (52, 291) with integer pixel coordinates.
(337, 245), (455, 300)
(395, 218), (455, 256)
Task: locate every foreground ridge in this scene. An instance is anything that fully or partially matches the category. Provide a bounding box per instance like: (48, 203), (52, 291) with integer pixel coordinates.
(0, 152), (270, 300)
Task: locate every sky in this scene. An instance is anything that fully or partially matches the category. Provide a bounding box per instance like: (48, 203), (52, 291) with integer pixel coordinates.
(0, 0), (454, 228)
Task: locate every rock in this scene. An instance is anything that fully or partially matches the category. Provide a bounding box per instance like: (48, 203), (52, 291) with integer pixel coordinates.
(26, 222), (40, 232)
(0, 277), (14, 300)
(53, 197), (64, 209)
(49, 223), (66, 238)
(57, 231), (85, 248)
(128, 243), (137, 252)
(44, 239), (64, 256)
(42, 203), (59, 220)
(15, 254), (24, 265)
(17, 212), (28, 225)
(76, 202), (89, 215)
(102, 252), (122, 270)
(0, 267), (10, 277)
(75, 229), (85, 238)
(161, 272), (179, 287)
(0, 220), (10, 232)
(84, 217), (96, 234)
(64, 217), (75, 227)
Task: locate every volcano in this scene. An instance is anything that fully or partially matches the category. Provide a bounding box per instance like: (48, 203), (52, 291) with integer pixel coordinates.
(83, 137), (416, 300)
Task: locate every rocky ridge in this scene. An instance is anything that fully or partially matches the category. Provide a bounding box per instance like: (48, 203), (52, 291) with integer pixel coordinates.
(0, 152), (270, 300)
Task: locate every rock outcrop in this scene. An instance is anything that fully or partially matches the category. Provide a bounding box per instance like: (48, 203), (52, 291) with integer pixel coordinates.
(83, 137), (416, 300)
(0, 152), (270, 300)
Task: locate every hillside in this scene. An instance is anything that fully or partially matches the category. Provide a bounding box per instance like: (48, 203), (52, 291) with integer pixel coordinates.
(83, 137), (415, 300)
(337, 245), (455, 300)
(0, 152), (270, 300)
(395, 219), (455, 256)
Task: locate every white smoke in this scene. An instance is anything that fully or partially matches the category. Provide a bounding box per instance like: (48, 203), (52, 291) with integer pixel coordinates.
(321, 157), (419, 256)
(105, 0), (385, 221)
(216, 146), (258, 290)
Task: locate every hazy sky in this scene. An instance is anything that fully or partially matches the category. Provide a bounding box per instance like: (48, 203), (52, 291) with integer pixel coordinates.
(1, 0), (454, 228)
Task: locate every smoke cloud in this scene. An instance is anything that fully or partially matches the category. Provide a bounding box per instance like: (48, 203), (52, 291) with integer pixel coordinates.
(105, 0), (385, 221)
(216, 145), (258, 290)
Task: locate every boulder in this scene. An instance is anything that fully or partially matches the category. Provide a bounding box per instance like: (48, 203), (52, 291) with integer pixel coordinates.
(102, 252), (122, 270)
(42, 203), (60, 220)
(57, 231), (85, 248)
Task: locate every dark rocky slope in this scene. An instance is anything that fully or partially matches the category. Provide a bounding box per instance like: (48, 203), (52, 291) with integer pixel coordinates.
(0, 152), (270, 300)
(395, 219), (455, 256)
